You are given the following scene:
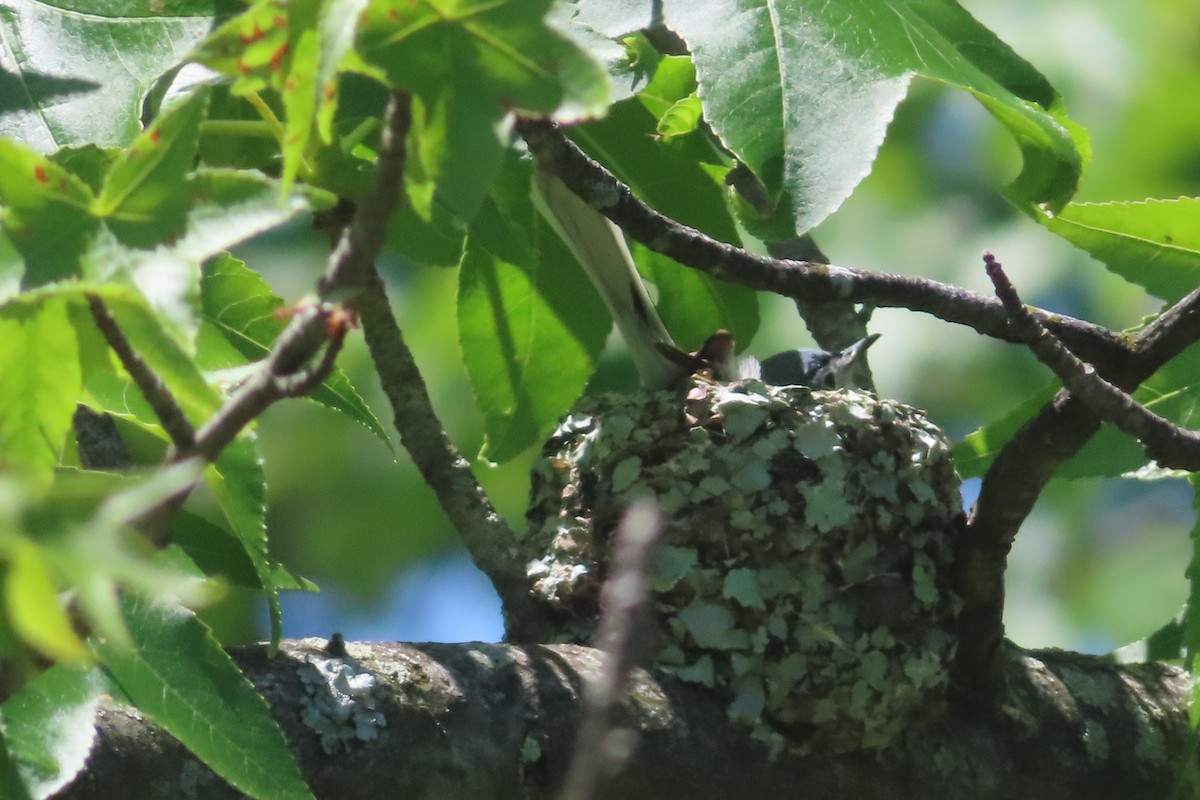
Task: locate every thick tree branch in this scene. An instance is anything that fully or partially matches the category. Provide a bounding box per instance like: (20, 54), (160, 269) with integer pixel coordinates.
(60, 639), (1193, 800)
(515, 119), (1134, 372)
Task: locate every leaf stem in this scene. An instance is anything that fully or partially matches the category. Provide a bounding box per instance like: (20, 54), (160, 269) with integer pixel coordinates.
(200, 120), (277, 138)
(244, 92), (286, 142)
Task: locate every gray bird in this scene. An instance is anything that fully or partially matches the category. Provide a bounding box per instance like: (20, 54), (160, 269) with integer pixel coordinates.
(746, 334), (880, 389)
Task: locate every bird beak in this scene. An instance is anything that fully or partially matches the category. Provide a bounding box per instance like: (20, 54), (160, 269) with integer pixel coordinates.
(837, 333), (881, 364)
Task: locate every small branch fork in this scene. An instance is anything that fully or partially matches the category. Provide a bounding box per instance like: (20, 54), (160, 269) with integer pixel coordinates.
(986, 254), (1200, 470)
(953, 254), (1200, 701)
(87, 291), (349, 544)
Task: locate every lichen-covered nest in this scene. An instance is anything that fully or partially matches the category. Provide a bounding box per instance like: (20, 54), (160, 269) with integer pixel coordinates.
(519, 376), (963, 753)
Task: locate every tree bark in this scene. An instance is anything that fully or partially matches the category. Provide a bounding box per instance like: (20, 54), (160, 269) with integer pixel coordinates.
(59, 638), (1192, 800)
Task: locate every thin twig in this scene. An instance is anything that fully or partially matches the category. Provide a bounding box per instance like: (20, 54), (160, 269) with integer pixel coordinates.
(87, 294), (196, 451)
(191, 305), (346, 462)
(127, 303), (348, 546)
(308, 94), (531, 618)
(558, 500), (663, 800)
(515, 119), (1134, 372)
(985, 254), (1200, 470)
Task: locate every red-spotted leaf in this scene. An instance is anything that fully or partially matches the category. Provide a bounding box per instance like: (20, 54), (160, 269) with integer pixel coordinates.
(0, 140), (98, 286)
(95, 89), (210, 249)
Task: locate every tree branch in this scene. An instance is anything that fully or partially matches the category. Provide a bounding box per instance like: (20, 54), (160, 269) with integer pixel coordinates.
(313, 93), (531, 624)
(190, 306), (345, 462)
(986, 253), (1200, 470)
(60, 639), (1194, 800)
(515, 119), (1134, 373)
(954, 265), (1200, 701)
(86, 294), (195, 452)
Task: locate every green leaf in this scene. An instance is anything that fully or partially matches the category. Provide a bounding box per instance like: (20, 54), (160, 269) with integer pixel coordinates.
(0, 139), (99, 286)
(635, 54), (697, 123)
(458, 156), (609, 463)
(49, 145), (119, 195)
(954, 382), (1153, 482)
(79, 169), (324, 330)
(197, 254), (391, 448)
(173, 512), (315, 592)
(359, 0), (610, 217)
(205, 438), (286, 651)
(183, 168), (328, 256)
(571, 97), (758, 350)
(0, 0), (220, 151)
(0, 665), (104, 799)
(4, 541), (90, 664)
(29, 462), (219, 650)
(1037, 198), (1200, 303)
(94, 596), (314, 800)
(360, 0), (609, 119)
(660, 0), (1086, 233)
(96, 88), (210, 249)
(953, 381), (1056, 479)
(386, 191), (467, 268)
(545, 4), (648, 104)
(0, 296), (82, 488)
(275, 0), (369, 188)
(0, 735), (33, 800)
(281, 27), (321, 190)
